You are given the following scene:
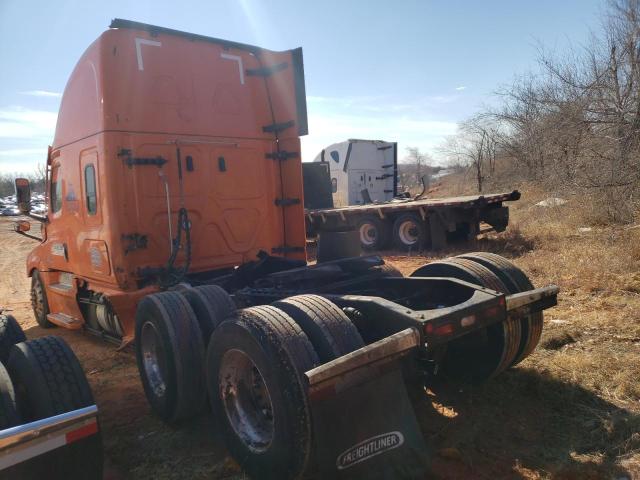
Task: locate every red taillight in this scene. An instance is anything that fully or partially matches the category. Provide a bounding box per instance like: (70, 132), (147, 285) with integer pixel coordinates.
(479, 305), (502, 319)
(433, 323), (454, 336)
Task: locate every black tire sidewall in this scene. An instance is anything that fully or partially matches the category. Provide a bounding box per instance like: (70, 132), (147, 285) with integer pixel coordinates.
(135, 292), (206, 423)
(207, 319), (311, 479)
(6, 337), (94, 421)
(0, 361), (20, 429)
(181, 288), (218, 342)
(0, 314), (26, 362)
(135, 298), (179, 422)
(31, 270), (53, 328)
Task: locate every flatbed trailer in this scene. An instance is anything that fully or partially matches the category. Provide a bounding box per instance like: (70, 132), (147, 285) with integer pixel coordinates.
(305, 190), (521, 251)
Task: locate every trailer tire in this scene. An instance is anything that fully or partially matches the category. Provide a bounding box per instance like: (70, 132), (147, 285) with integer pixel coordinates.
(6, 336), (94, 421)
(6, 337), (103, 479)
(410, 259), (521, 381)
(393, 213), (426, 251)
(357, 215), (391, 250)
(273, 294), (364, 362)
(0, 362), (20, 429)
(456, 252), (542, 365)
(135, 291), (206, 423)
(31, 270), (53, 328)
(181, 285), (236, 342)
(206, 306), (319, 480)
(0, 314), (26, 362)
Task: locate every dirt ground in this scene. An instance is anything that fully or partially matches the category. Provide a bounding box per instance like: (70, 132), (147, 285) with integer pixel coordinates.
(1, 184), (639, 479)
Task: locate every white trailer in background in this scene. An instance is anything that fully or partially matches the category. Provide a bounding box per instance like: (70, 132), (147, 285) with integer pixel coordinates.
(313, 139), (397, 207)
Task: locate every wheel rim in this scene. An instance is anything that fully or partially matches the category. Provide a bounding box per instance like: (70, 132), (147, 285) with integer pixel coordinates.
(219, 349), (274, 453)
(359, 223), (377, 246)
(398, 220), (419, 245)
(141, 321), (167, 397)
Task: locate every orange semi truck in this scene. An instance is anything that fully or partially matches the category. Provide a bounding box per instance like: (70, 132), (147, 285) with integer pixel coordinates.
(14, 20), (558, 479)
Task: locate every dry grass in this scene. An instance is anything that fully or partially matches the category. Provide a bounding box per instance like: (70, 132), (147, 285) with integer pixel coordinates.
(385, 174), (640, 478)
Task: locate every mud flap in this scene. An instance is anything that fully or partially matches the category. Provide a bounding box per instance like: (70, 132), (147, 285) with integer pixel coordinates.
(309, 364), (429, 479)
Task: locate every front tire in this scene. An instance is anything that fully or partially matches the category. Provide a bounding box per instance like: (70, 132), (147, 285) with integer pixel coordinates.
(31, 270), (53, 328)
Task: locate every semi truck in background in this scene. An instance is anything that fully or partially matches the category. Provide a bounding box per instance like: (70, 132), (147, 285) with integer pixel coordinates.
(304, 139), (519, 251)
(313, 139), (398, 206)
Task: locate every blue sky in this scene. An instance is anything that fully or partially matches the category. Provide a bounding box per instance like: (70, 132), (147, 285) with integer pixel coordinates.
(0, 0), (602, 173)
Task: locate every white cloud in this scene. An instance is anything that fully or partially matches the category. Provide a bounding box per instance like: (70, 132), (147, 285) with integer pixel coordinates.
(455, 86), (467, 91)
(20, 90), (62, 98)
(301, 96), (458, 163)
(0, 106), (58, 139)
(0, 107), (57, 173)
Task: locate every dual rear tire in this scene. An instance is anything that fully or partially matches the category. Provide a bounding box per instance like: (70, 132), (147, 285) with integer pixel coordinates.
(206, 296), (364, 479)
(411, 252), (542, 382)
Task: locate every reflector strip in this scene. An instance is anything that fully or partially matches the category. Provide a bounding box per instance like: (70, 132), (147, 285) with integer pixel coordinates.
(0, 435), (65, 470)
(0, 418), (98, 470)
(65, 420), (98, 444)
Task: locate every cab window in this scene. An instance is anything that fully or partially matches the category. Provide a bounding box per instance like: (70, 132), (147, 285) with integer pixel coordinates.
(50, 165), (63, 213)
(84, 164), (97, 214)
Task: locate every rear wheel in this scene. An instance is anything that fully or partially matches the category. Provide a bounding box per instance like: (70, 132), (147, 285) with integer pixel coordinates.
(272, 294), (364, 362)
(357, 215), (391, 250)
(181, 285), (235, 342)
(456, 252), (542, 365)
(31, 270), (53, 328)
(135, 291), (206, 423)
(393, 213), (426, 251)
(206, 306), (319, 480)
(0, 314), (26, 361)
(411, 258), (521, 381)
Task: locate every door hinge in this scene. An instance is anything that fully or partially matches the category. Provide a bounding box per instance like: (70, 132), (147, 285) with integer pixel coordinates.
(271, 245), (305, 254)
(246, 62), (288, 77)
(263, 120), (295, 133)
(275, 198), (301, 207)
(266, 150), (299, 161)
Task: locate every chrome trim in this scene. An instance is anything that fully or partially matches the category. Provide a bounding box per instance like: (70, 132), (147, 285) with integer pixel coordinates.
(0, 405), (98, 451)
